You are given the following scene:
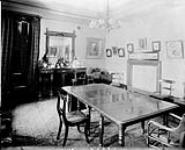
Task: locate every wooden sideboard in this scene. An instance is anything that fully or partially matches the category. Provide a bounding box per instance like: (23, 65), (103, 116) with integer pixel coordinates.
(38, 67), (87, 98)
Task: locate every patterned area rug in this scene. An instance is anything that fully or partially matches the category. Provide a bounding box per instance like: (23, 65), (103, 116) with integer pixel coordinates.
(10, 122), (147, 148)
(2, 99), (148, 148)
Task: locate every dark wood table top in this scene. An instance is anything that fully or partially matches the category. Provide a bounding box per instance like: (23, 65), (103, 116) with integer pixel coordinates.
(62, 84), (178, 125)
(150, 93), (185, 107)
(173, 98), (185, 107)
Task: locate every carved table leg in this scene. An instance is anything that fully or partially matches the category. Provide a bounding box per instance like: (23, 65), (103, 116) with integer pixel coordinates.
(99, 115), (104, 147)
(38, 73), (42, 98)
(141, 121), (145, 134)
(49, 73), (53, 97)
(87, 106), (91, 136)
(118, 125), (126, 146)
(163, 113), (168, 126)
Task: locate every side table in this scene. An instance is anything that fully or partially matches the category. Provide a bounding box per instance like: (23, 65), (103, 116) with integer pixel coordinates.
(38, 69), (54, 98)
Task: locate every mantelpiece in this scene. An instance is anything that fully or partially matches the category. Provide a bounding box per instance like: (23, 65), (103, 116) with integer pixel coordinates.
(127, 59), (162, 94)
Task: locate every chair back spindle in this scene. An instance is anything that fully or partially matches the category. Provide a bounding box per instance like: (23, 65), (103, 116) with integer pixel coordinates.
(57, 91), (67, 122)
(56, 90), (90, 145)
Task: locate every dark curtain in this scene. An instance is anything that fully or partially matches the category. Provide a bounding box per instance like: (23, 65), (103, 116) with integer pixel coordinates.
(27, 16), (40, 97)
(1, 12), (15, 105)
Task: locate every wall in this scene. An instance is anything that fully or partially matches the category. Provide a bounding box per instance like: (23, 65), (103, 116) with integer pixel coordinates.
(3, 2), (106, 69)
(105, 5), (185, 97)
(3, 1), (185, 97)
(40, 19), (106, 68)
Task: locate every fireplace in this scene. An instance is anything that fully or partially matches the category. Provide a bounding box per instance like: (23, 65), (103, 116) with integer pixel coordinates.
(127, 59), (162, 94)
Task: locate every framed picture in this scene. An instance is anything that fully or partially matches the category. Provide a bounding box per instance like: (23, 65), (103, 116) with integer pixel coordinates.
(118, 48), (125, 57)
(127, 43), (134, 53)
(48, 46), (58, 57)
(112, 46), (118, 55)
(106, 49), (112, 57)
(138, 38), (147, 49)
(166, 40), (184, 59)
(86, 38), (104, 59)
(152, 41), (161, 52)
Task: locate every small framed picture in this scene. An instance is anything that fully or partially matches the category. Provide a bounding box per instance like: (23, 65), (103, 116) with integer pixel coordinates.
(106, 49), (112, 57)
(166, 40), (184, 59)
(138, 38), (147, 49)
(112, 46), (118, 55)
(48, 46), (58, 57)
(127, 43), (134, 53)
(152, 41), (161, 52)
(118, 48), (125, 57)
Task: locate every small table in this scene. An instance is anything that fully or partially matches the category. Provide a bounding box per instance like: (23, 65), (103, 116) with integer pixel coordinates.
(62, 84), (178, 146)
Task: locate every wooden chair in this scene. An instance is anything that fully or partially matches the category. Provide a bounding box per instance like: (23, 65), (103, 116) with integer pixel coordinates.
(72, 75), (87, 86)
(159, 79), (175, 97)
(71, 77), (91, 136)
(56, 91), (90, 146)
(147, 113), (185, 149)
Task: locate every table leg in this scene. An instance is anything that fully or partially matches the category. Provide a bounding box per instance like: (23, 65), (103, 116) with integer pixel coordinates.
(77, 100), (80, 111)
(38, 73), (42, 98)
(163, 113), (168, 126)
(99, 115), (104, 147)
(88, 106), (91, 136)
(118, 125), (126, 146)
(49, 73), (53, 97)
(141, 121), (145, 134)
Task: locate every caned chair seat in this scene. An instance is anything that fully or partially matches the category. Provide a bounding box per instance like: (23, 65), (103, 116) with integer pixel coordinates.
(147, 113), (185, 149)
(56, 91), (90, 146)
(66, 111), (88, 124)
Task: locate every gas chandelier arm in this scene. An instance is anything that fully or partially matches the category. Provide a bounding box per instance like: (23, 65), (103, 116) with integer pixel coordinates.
(88, 0), (122, 31)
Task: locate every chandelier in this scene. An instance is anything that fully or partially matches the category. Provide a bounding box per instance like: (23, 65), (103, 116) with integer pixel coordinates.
(89, 0), (122, 31)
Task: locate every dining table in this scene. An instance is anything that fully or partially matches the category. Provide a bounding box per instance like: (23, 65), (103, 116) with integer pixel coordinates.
(61, 83), (178, 146)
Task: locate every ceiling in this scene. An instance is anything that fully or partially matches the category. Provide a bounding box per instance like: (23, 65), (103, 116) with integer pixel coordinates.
(4, 0), (185, 22)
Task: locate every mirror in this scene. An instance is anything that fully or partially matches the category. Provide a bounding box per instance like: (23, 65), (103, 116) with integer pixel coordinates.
(45, 28), (76, 66)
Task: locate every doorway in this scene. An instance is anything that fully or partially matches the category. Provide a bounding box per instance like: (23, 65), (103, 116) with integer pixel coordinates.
(2, 11), (40, 109)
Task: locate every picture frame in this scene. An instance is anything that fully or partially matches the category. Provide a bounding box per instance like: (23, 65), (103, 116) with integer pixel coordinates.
(86, 37), (104, 59)
(112, 46), (118, 55)
(106, 49), (112, 57)
(48, 46), (58, 57)
(127, 43), (134, 53)
(118, 48), (125, 57)
(138, 38), (147, 50)
(166, 40), (184, 59)
(152, 41), (161, 52)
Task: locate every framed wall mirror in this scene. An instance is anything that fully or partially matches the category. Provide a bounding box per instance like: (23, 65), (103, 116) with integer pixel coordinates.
(45, 28), (76, 65)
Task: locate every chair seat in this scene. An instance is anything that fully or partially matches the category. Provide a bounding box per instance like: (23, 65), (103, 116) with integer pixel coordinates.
(147, 114), (185, 149)
(66, 111), (88, 124)
(57, 92), (90, 145)
(150, 132), (180, 146)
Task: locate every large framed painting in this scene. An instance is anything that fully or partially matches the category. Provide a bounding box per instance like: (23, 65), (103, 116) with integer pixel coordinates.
(86, 38), (104, 59)
(166, 40), (184, 59)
